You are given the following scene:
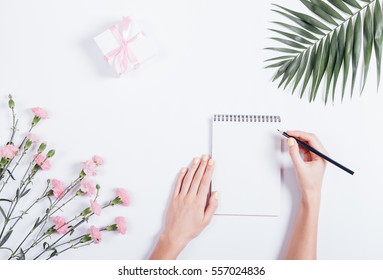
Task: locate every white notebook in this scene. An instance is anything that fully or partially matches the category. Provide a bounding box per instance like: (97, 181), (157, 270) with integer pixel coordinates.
(212, 114), (282, 216)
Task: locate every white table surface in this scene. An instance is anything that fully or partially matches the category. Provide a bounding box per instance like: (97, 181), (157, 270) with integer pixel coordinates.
(0, 0), (382, 260)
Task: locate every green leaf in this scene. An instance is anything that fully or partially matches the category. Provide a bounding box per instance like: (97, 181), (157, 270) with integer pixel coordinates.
(328, 0), (353, 15)
(272, 4), (331, 31)
(0, 206), (6, 219)
(278, 56), (301, 87)
(332, 25), (346, 101)
(272, 9), (325, 35)
(266, 0), (379, 104)
(300, 46), (317, 98)
(49, 249), (58, 259)
(269, 37), (307, 49)
(325, 32), (338, 104)
(373, 0), (383, 89)
(351, 13), (362, 97)
(311, 41), (324, 101)
(20, 188), (31, 198)
(0, 230), (12, 247)
(272, 21), (318, 40)
(313, 36), (331, 101)
(293, 49), (310, 93)
(19, 248), (25, 260)
(265, 47), (301, 53)
(283, 54), (303, 88)
(343, 0), (361, 9)
(268, 29), (312, 44)
(6, 169), (15, 180)
(265, 59), (292, 68)
(311, 0), (345, 20)
(264, 55), (294, 62)
(299, 0), (338, 25)
(343, 20), (354, 100)
(361, 6), (374, 94)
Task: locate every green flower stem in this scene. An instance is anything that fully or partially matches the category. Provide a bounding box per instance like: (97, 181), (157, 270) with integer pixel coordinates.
(9, 106), (17, 144)
(0, 150), (27, 193)
(33, 219), (85, 260)
(45, 240), (93, 260)
(0, 167), (38, 241)
(23, 176), (83, 248)
(32, 203), (112, 260)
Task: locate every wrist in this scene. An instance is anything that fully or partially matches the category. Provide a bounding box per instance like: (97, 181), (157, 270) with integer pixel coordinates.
(150, 232), (188, 260)
(301, 190), (321, 211)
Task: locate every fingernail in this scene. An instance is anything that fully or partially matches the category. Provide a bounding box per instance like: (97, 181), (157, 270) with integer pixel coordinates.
(214, 192), (219, 200)
(288, 138), (295, 147)
(202, 154), (209, 161)
(181, 167), (187, 173)
(193, 157), (200, 164)
(208, 158), (214, 166)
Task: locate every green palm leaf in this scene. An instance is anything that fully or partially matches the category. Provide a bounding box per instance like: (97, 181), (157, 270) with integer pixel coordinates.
(266, 0), (383, 104)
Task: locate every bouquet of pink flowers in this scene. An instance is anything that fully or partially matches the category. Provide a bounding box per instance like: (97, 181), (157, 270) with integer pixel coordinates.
(0, 95), (130, 260)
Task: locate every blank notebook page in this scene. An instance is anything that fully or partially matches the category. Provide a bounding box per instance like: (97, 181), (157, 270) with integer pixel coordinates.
(212, 115), (281, 216)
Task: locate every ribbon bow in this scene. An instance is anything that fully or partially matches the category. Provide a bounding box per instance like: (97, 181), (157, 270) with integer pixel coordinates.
(104, 17), (144, 76)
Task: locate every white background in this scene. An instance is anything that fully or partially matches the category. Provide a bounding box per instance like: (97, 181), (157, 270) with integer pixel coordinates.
(0, 0), (382, 260)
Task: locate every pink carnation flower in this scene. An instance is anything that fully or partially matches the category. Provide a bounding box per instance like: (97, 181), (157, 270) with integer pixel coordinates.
(116, 188), (130, 206)
(53, 216), (69, 234)
(32, 107), (49, 119)
(52, 179), (65, 199)
(26, 132), (39, 143)
(90, 200), (102, 216)
(92, 155), (104, 166)
(88, 226), (102, 244)
(82, 160), (97, 176)
(34, 154), (51, 171)
(80, 179), (95, 196)
(115, 216), (127, 235)
(0, 144), (19, 159)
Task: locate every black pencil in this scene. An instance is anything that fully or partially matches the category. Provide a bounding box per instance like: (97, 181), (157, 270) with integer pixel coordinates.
(277, 130), (354, 176)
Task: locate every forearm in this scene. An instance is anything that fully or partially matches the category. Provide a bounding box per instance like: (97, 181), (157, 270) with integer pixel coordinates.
(149, 233), (186, 260)
(285, 193), (321, 260)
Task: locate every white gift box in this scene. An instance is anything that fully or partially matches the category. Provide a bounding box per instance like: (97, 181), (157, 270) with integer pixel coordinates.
(94, 17), (156, 76)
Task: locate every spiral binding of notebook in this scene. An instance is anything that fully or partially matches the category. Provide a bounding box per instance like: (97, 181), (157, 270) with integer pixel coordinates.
(213, 115), (281, 123)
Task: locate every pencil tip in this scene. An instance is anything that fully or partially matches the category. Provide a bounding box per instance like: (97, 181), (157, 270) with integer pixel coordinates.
(277, 129), (282, 134)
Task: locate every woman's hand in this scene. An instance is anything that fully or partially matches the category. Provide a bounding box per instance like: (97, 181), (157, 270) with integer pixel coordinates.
(287, 130), (328, 205)
(149, 155), (218, 260)
(285, 130), (328, 260)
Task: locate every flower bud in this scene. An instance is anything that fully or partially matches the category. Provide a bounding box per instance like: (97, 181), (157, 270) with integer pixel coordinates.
(105, 224), (118, 231)
(47, 149), (55, 158)
(8, 96), (15, 109)
(37, 142), (47, 153)
(110, 197), (122, 206)
(24, 140), (32, 151)
(80, 207), (92, 216)
(32, 115), (40, 127)
(45, 189), (54, 197)
(96, 184), (101, 190)
(80, 235), (92, 243)
(46, 226), (55, 235)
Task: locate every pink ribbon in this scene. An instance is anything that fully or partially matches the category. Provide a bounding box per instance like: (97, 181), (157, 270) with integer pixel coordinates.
(104, 17), (144, 76)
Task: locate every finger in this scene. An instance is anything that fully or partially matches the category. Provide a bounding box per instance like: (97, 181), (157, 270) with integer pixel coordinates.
(203, 191), (219, 226)
(288, 137), (304, 169)
(287, 130), (329, 156)
(189, 155), (210, 195)
(197, 158), (214, 199)
(173, 167), (187, 198)
(179, 157), (201, 196)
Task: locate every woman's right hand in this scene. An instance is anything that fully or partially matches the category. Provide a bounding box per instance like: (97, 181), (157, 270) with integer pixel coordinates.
(287, 130), (328, 204)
